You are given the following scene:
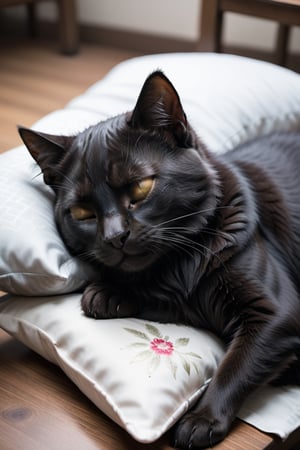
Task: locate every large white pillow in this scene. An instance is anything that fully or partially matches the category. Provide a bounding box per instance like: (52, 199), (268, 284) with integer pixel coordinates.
(1, 53), (300, 295)
(37, 52), (300, 153)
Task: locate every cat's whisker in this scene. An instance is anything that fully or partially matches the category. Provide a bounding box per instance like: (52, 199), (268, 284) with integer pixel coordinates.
(156, 228), (212, 251)
(159, 232), (204, 251)
(52, 168), (77, 191)
(155, 229), (227, 270)
(31, 170), (43, 181)
(30, 167), (74, 192)
(153, 231), (207, 258)
(159, 225), (228, 240)
(150, 235), (196, 259)
(48, 183), (73, 194)
(154, 206), (230, 228)
(74, 249), (97, 263)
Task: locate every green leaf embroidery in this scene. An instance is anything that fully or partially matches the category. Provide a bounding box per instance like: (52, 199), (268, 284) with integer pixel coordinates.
(131, 350), (152, 363)
(184, 351), (202, 359)
(182, 358), (191, 376)
(127, 342), (148, 349)
(124, 328), (150, 341)
(192, 361), (200, 375)
(166, 357), (178, 380)
(145, 323), (162, 338)
(175, 337), (190, 347)
(148, 354), (161, 376)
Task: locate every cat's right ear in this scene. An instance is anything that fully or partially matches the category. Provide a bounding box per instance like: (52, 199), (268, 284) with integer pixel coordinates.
(18, 126), (74, 186)
(128, 71), (189, 146)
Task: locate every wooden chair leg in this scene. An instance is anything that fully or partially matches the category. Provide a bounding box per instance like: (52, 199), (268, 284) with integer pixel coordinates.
(275, 23), (290, 67)
(198, 0), (223, 52)
(26, 3), (37, 38)
(56, 0), (79, 55)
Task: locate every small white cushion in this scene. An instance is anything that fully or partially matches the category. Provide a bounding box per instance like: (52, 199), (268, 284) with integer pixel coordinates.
(0, 294), (299, 442)
(0, 294), (224, 443)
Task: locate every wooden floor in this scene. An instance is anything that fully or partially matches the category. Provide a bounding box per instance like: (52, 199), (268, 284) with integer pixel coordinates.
(0, 37), (299, 450)
(0, 38), (139, 154)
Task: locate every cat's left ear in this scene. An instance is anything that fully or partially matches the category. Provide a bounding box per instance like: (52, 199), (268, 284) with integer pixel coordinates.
(129, 71), (189, 146)
(18, 126), (74, 186)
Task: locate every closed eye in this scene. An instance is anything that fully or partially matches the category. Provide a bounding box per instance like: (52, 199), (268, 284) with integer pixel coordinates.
(70, 206), (96, 221)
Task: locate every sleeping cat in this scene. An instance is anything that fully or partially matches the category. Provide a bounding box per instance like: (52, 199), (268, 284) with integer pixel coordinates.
(19, 71), (300, 449)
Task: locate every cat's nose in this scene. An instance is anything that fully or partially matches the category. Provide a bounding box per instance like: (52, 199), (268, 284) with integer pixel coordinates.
(103, 215), (130, 249)
(108, 230), (130, 249)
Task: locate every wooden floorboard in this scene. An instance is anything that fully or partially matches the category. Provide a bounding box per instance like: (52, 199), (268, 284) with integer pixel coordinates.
(0, 38), (139, 153)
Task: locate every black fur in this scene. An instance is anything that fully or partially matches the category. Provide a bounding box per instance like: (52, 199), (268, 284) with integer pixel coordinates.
(19, 71), (300, 449)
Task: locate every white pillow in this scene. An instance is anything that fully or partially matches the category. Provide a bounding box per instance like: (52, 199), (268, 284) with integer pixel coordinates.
(0, 147), (95, 295)
(0, 293), (224, 443)
(69, 53), (300, 154)
(0, 294), (299, 443)
(1, 53), (300, 295)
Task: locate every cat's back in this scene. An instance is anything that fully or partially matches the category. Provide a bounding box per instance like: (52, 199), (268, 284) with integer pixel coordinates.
(224, 131), (300, 174)
(224, 131), (300, 275)
(224, 132), (300, 199)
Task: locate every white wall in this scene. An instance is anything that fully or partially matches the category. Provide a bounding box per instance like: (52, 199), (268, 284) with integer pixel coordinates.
(77, 0), (201, 41)
(35, 0), (300, 53)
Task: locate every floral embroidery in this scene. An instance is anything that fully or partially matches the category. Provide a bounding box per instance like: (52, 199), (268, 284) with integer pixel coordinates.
(124, 323), (202, 379)
(150, 337), (174, 355)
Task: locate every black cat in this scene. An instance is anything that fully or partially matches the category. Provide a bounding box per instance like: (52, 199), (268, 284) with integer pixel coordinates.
(19, 71), (300, 449)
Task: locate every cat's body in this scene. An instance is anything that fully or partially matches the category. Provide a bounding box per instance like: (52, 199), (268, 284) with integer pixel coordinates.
(19, 71), (300, 449)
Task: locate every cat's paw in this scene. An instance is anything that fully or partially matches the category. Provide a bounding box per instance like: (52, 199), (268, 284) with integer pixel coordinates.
(81, 282), (138, 319)
(172, 407), (231, 449)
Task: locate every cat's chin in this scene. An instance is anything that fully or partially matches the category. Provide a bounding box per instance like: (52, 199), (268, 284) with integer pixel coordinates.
(105, 252), (158, 273)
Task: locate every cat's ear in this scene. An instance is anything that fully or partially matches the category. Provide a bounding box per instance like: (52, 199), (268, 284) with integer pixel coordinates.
(129, 71), (188, 146)
(18, 126), (74, 186)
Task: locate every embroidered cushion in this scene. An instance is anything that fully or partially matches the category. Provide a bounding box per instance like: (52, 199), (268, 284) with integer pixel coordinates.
(0, 293), (299, 443)
(0, 293), (224, 443)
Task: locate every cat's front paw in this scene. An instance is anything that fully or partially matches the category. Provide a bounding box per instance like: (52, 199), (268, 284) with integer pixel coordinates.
(81, 282), (138, 319)
(173, 407), (231, 449)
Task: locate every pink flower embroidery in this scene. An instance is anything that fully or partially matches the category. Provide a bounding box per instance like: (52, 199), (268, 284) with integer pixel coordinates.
(124, 323), (201, 379)
(150, 338), (174, 356)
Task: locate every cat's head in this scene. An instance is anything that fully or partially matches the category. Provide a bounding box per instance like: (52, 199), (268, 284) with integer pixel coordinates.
(19, 71), (220, 272)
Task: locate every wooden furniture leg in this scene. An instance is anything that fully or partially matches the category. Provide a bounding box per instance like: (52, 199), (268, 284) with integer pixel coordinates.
(276, 23), (290, 66)
(56, 0), (79, 55)
(26, 2), (37, 37)
(198, 0), (300, 67)
(197, 0), (221, 52)
(0, 0), (79, 55)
